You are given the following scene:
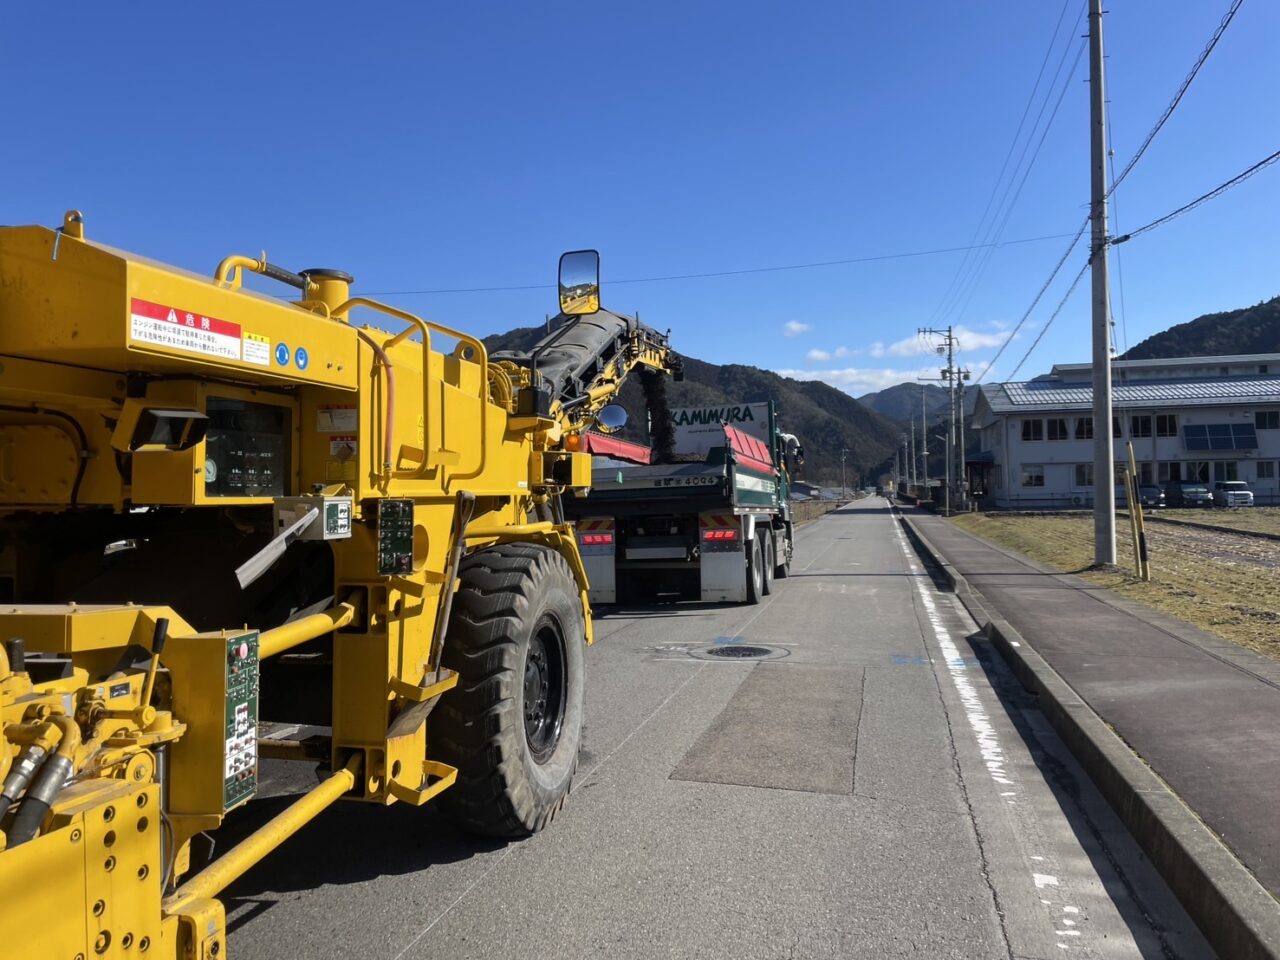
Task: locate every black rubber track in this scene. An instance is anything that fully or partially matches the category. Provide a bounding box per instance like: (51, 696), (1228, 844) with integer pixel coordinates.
(432, 542), (585, 837)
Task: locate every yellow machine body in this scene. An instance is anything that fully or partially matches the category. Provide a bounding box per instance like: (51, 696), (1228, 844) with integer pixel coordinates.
(0, 213), (676, 959)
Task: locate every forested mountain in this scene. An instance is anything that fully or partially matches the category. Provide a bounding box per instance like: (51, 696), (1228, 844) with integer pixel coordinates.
(1120, 295), (1280, 360)
(482, 324), (905, 484)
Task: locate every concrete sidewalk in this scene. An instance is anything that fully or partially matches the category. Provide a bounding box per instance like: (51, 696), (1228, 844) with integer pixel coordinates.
(904, 506), (1280, 956)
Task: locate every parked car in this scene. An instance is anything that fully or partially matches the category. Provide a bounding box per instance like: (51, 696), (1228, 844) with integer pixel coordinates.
(1212, 480), (1254, 507)
(1136, 485), (1166, 508)
(1163, 482), (1213, 507)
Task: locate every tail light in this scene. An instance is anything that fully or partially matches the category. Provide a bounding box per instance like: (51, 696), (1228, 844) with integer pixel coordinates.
(702, 529), (737, 541)
(580, 533), (614, 546)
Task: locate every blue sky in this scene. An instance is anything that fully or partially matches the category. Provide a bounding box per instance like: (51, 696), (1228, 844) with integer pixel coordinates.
(4, 2), (1276, 396)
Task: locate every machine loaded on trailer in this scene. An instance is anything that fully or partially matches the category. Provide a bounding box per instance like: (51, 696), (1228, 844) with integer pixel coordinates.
(0, 214), (678, 959)
(565, 402), (802, 605)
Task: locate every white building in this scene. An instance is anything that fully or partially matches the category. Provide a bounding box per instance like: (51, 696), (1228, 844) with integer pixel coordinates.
(970, 354), (1280, 508)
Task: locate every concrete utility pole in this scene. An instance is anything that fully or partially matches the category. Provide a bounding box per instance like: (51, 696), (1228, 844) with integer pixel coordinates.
(1090, 0), (1116, 564)
(920, 384), (929, 491)
(840, 448), (848, 499)
(919, 325), (958, 514)
(909, 422), (916, 487)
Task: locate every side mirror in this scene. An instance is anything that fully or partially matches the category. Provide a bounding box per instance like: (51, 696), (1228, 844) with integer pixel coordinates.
(558, 250), (600, 315)
(595, 404), (628, 434)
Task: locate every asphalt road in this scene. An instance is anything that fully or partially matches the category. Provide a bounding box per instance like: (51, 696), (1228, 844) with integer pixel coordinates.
(224, 499), (1213, 959)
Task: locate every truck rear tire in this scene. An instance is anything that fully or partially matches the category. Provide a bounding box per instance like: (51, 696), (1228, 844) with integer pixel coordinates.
(761, 529), (775, 596)
(433, 542), (585, 837)
(745, 536), (765, 605)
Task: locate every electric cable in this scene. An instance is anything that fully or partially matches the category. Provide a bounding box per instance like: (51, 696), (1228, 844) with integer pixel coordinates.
(1005, 260), (1091, 382)
(359, 231), (1078, 296)
(973, 217), (1088, 384)
(1113, 148), (1280, 245)
(1106, 0), (1246, 199)
(923, 0), (1077, 328)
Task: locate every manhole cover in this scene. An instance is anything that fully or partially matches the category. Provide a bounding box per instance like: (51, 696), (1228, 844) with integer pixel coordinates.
(705, 645), (773, 659)
(688, 644), (788, 662)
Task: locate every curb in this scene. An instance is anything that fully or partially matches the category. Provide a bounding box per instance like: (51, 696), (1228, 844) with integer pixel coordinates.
(899, 514), (1280, 960)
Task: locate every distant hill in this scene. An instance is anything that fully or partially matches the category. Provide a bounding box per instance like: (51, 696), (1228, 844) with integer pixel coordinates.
(482, 324), (905, 484)
(858, 382), (949, 421)
(1120, 295), (1280, 360)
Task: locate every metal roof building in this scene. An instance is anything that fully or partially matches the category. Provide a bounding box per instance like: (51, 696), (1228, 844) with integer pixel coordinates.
(968, 354), (1280, 508)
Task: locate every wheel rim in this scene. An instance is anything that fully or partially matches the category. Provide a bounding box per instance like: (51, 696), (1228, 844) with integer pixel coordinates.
(524, 616), (568, 764)
(753, 540), (764, 594)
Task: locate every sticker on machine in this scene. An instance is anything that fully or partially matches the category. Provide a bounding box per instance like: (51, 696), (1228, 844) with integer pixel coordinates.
(130, 298), (242, 361)
(329, 435), (357, 459)
(317, 405), (358, 432)
(243, 332), (271, 366)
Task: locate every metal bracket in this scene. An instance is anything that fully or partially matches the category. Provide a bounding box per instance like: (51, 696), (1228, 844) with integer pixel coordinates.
(387, 760), (458, 807)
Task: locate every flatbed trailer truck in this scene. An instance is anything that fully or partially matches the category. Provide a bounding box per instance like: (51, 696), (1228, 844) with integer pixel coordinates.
(565, 402), (801, 605)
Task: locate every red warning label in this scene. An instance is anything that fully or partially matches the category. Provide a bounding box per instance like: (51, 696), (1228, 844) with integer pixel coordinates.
(130, 298), (242, 361)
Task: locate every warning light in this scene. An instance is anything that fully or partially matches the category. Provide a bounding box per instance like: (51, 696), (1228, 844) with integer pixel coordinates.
(565, 434), (583, 452)
(580, 533), (614, 546)
(702, 529), (737, 541)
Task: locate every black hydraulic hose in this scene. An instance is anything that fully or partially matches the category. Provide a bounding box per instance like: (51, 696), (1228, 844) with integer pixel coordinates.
(0, 744), (47, 825)
(7, 752), (72, 845)
(0, 404), (90, 505)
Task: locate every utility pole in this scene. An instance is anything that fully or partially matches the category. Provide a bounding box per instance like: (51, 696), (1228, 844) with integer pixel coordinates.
(908, 422), (916, 488)
(840, 448), (848, 500)
(1090, 0), (1116, 564)
(920, 385), (928, 490)
(919, 325), (958, 514)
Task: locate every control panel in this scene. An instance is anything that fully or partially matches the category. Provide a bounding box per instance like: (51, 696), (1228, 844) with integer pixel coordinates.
(377, 499), (415, 576)
(204, 397), (290, 498)
(223, 631), (259, 810)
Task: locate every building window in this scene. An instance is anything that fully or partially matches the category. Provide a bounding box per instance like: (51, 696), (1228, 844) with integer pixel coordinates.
(1256, 410), (1280, 430)
(1047, 418), (1069, 441)
(1156, 414), (1178, 437)
(1075, 417), (1093, 440)
(1139, 462), (1153, 485)
(1257, 461), (1276, 480)
(1130, 415), (1152, 438)
(1075, 463), (1094, 486)
(1021, 419), (1044, 442)
(1113, 416), (1124, 438)
(1021, 464), (1045, 487)
(1158, 462), (1183, 483)
(1213, 462), (1238, 482)
(1260, 365), (1269, 374)
(1186, 461), (1210, 483)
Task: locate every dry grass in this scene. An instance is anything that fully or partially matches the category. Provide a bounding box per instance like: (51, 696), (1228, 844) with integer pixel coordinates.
(1149, 505), (1280, 536)
(951, 512), (1280, 664)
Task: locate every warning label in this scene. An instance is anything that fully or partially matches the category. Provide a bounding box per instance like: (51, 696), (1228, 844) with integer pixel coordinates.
(130, 298), (242, 361)
(317, 405), (358, 432)
(243, 332), (271, 366)
(329, 435), (357, 459)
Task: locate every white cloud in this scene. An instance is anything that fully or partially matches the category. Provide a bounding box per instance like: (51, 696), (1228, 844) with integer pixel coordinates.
(868, 342), (886, 358)
(834, 346), (851, 358)
(783, 320), (810, 337)
(879, 324), (1012, 358)
(775, 365), (941, 396)
(805, 348), (831, 363)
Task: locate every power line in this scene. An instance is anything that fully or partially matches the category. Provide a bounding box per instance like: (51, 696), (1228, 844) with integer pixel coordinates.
(1005, 260), (1091, 382)
(1106, 0), (1245, 198)
(360, 231), (1078, 296)
(1114, 148), (1280, 244)
(944, 38), (1087, 328)
(924, 0), (1077, 327)
(973, 217), (1088, 383)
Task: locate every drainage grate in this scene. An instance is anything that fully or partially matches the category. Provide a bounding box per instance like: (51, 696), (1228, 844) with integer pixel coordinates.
(704, 645), (774, 659)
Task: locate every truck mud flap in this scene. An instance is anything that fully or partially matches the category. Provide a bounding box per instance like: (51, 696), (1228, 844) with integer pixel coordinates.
(575, 517), (617, 604)
(699, 512), (746, 602)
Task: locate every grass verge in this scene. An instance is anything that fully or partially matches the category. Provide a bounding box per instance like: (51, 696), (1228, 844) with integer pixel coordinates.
(951, 512), (1280, 664)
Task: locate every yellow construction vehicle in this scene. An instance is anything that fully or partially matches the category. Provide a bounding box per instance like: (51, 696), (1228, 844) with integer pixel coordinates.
(0, 212), (678, 959)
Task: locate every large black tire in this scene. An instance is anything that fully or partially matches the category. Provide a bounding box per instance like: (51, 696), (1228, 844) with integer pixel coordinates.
(745, 535), (765, 605)
(775, 526), (792, 579)
(761, 529), (775, 596)
(432, 543), (585, 837)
